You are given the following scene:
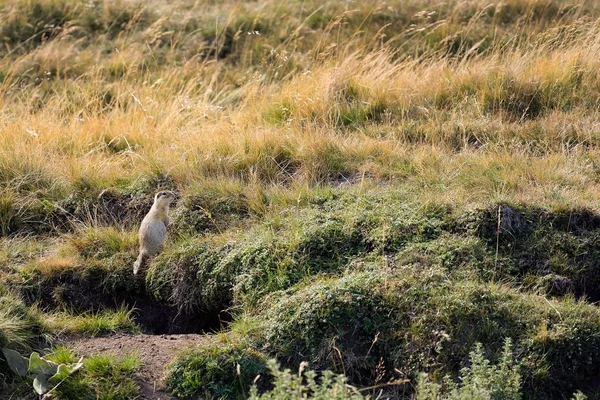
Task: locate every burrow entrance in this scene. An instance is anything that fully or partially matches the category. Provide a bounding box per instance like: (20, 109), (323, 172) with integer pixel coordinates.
(130, 296), (232, 335)
(18, 276), (232, 335)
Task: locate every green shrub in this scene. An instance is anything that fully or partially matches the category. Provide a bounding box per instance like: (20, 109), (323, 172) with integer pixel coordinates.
(2, 348), (84, 397)
(416, 339), (520, 400)
(166, 336), (268, 399)
(249, 359), (363, 400)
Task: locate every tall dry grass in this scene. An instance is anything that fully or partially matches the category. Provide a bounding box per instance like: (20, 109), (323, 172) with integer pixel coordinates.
(1, 0), (600, 231)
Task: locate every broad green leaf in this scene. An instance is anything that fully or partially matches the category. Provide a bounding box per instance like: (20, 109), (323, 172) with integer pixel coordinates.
(56, 364), (70, 375)
(50, 359), (85, 384)
(29, 352), (58, 376)
(1, 348), (28, 376)
(49, 364), (70, 383)
(33, 374), (50, 395)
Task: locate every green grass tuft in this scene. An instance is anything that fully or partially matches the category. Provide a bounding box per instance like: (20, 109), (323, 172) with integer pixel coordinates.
(44, 306), (140, 337)
(42, 349), (141, 400)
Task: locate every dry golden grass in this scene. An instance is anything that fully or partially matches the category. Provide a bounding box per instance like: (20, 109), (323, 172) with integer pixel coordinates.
(0, 0), (599, 223)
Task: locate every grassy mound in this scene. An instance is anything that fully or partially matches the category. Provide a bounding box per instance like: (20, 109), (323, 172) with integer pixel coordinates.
(149, 193), (600, 313)
(166, 266), (600, 398)
(18, 230), (142, 312)
(240, 270), (600, 398)
(14, 193), (600, 333)
(166, 335), (268, 399)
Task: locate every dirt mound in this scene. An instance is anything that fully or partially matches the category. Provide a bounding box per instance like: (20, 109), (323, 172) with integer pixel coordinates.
(67, 333), (206, 400)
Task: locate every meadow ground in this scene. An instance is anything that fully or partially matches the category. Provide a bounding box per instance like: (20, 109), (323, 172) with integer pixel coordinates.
(2, 0), (600, 398)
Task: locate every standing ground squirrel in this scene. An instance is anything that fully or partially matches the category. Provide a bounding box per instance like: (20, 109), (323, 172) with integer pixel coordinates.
(133, 190), (176, 275)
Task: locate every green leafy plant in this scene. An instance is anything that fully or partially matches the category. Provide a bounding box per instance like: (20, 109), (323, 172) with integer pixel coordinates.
(416, 338), (520, 400)
(2, 348), (83, 397)
(249, 359), (364, 400)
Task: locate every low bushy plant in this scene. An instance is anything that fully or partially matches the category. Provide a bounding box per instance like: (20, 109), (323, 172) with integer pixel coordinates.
(416, 338), (520, 400)
(166, 336), (268, 399)
(249, 359), (364, 400)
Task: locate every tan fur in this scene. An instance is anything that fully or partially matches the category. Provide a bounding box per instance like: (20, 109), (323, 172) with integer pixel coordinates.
(133, 190), (175, 275)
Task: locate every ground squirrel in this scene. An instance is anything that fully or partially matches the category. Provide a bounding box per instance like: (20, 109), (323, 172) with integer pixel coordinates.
(133, 190), (176, 275)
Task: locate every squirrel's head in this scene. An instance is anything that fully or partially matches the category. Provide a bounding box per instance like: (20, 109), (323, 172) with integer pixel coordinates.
(154, 190), (176, 208)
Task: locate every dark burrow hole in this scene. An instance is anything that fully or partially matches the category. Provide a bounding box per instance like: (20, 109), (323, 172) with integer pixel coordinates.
(131, 297), (232, 335)
(19, 282), (231, 335)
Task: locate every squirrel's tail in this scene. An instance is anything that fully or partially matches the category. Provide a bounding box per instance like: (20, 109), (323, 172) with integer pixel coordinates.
(133, 251), (148, 275)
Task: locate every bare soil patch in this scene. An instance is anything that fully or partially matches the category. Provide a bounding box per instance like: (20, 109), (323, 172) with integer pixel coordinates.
(67, 333), (206, 400)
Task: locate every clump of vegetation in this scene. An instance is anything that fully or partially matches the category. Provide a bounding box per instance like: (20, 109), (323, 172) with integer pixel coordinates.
(145, 238), (233, 316)
(257, 272), (395, 385)
(2, 347), (83, 397)
(166, 336), (268, 399)
(44, 306), (139, 337)
(0, 290), (48, 391)
(239, 269), (600, 398)
(1, 347), (140, 400)
(41, 347), (140, 400)
(171, 182), (250, 234)
(0, 290), (45, 351)
(78, 352), (140, 400)
(250, 340), (520, 400)
(249, 359), (363, 400)
(416, 339), (520, 400)
(66, 227), (137, 260)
